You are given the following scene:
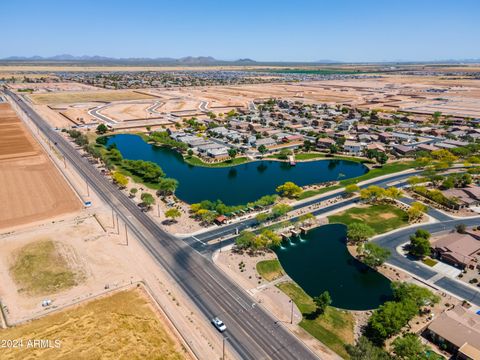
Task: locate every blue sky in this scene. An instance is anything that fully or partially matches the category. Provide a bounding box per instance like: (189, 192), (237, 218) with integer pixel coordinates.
(2, 0), (479, 62)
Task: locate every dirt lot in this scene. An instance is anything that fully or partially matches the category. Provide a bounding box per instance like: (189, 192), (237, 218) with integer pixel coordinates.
(0, 287), (190, 360)
(9, 82), (99, 93)
(0, 103), (80, 230)
(28, 90), (157, 105)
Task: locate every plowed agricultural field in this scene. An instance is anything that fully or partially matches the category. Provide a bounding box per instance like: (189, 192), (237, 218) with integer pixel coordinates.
(0, 103), (80, 229)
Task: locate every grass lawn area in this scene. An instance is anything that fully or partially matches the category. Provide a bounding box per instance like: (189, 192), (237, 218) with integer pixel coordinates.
(183, 155), (249, 168)
(328, 204), (409, 235)
(298, 161), (417, 201)
(277, 282), (354, 359)
(256, 259), (284, 281)
(0, 289), (187, 360)
(298, 185), (342, 200)
(10, 240), (82, 296)
(339, 161), (417, 187)
(423, 258), (438, 267)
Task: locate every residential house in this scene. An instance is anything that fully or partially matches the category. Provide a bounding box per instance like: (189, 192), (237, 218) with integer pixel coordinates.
(432, 231), (480, 269)
(425, 306), (480, 359)
(343, 140), (363, 155)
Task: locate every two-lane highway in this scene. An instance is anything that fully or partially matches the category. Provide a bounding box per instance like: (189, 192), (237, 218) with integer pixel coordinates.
(6, 90), (319, 360)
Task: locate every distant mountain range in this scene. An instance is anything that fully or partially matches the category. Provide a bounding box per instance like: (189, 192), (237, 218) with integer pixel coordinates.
(1, 55), (479, 66)
(0, 55), (261, 65)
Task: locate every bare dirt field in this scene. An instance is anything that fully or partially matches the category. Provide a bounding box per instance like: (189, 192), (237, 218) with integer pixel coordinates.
(99, 101), (159, 121)
(9, 82), (99, 93)
(0, 288), (189, 360)
(28, 90), (157, 105)
(0, 103), (80, 230)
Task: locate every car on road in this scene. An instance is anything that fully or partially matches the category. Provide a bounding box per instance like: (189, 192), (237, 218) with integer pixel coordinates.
(211, 317), (226, 332)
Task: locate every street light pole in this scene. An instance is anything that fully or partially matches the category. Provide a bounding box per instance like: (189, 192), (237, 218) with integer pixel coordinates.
(290, 300), (294, 324)
(222, 336), (229, 360)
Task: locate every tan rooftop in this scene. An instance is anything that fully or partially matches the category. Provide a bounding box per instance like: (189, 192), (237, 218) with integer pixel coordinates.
(428, 306), (480, 349)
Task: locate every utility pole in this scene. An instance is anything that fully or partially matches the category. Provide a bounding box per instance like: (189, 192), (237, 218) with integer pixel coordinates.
(124, 223), (129, 246)
(63, 156), (66, 169)
(157, 203), (160, 217)
(116, 214), (119, 234)
(222, 336), (229, 360)
(111, 208), (115, 227)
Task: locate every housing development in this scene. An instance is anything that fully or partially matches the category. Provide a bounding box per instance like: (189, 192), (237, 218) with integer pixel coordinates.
(1, 2), (480, 360)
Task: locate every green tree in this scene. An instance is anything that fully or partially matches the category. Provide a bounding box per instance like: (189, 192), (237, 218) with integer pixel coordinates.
(271, 203), (293, 218)
(112, 171), (129, 188)
(255, 213), (270, 223)
(257, 144), (268, 155)
(258, 229), (282, 248)
(276, 181), (302, 198)
(200, 210), (217, 225)
(408, 229), (431, 258)
(384, 187), (403, 201)
(313, 291), (331, 315)
(366, 300), (418, 344)
(129, 187), (138, 197)
(360, 243), (391, 269)
(165, 208), (181, 222)
(329, 143), (339, 154)
(391, 333), (428, 360)
(156, 178), (178, 197)
(277, 149), (292, 160)
(235, 231), (256, 249)
(347, 223), (375, 244)
(392, 282), (440, 307)
(96, 123), (108, 134)
(375, 152), (388, 165)
(407, 202), (427, 222)
(456, 223), (467, 234)
(228, 148), (238, 159)
(140, 192), (155, 208)
(298, 213), (315, 224)
(346, 337), (390, 360)
(360, 186), (386, 203)
(345, 184), (360, 197)
(187, 149), (194, 157)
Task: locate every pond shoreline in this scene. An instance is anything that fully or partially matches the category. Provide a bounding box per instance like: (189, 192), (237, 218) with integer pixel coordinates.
(105, 134), (369, 205)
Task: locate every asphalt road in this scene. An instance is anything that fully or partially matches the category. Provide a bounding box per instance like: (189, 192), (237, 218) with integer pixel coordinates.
(6, 90), (319, 360)
(373, 218), (480, 306)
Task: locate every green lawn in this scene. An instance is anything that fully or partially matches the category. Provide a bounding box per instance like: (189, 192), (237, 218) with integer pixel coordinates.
(298, 185), (342, 200)
(328, 204), (409, 235)
(267, 152), (370, 163)
(423, 258), (438, 267)
(276, 282), (354, 359)
(339, 161), (417, 187)
(256, 260), (284, 281)
(298, 161), (417, 200)
(183, 155), (249, 167)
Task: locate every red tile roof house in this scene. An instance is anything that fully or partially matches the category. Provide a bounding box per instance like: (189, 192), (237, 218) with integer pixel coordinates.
(432, 231), (480, 269)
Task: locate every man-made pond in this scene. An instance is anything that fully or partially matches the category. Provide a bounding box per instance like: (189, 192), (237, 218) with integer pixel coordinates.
(106, 134), (369, 205)
(276, 224), (392, 310)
